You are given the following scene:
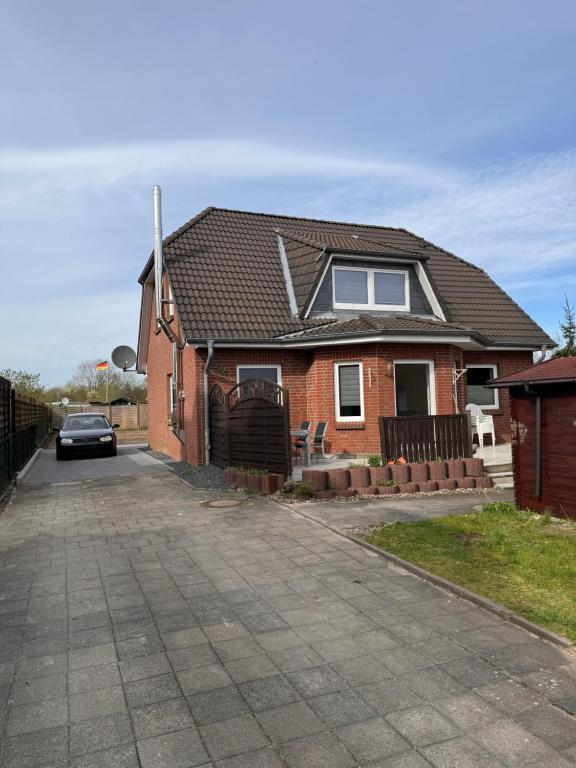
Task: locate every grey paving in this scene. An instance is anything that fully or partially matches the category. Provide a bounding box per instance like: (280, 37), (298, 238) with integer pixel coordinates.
(0, 470), (575, 767)
(291, 487), (515, 530)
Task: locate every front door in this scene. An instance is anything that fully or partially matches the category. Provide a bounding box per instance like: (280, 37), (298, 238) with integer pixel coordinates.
(394, 362), (434, 416)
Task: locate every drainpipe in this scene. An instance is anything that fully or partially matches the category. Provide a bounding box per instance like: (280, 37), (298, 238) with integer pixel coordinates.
(524, 384), (542, 497)
(204, 340), (215, 464)
(153, 185), (176, 345)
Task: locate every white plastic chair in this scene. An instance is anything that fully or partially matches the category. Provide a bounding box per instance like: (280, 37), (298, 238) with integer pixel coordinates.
(465, 403), (496, 447)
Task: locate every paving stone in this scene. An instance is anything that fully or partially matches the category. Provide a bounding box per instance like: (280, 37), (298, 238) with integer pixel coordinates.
(69, 685), (126, 722)
(69, 644), (117, 670)
(269, 645), (324, 672)
(225, 654), (279, 683)
(239, 675), (301, 712)
(432, 691), (501, 730)
(70, 712), (134, 756)
(200, 714), (269, 760)
(124, 672), (181, 708)
(472, 718), (559, 766)
(336, 716), (410, 763)
(213, 636), (263, 662)
(69, 627), (114, 650)
(203, 622), (249, 643)
(169, 643), (220, 670)
(119, 652), (171, 682)
(255, 628), (305, 652)
(16, 653), (67, 680)
(3, 724), (68, 767)
(131, 696), (195, 739)
(213, 746), (285, 767)
(475, 679), (544, 715)
(370, 751), (433, 768)
(256, 700), (325, 742)
(7, 697), (68, 736)
(12, 672), (67, 705)
(69, 662), (122, 694)
(177, 663), (233, 694)
(279, 731), (356, 768)
(115, 633), (164, 660)
(516, 704), (576, 749)
(356, 678), (423, 716)
(308, 687), (376, 727)
(188, 685), (249, 724)
(161, 627), (208, 650)
(286, 664), (347, 698)
(422, 736), (507, 768)
(332, 654), (392, 686)
(71, 742), (140, 768)
(386, 704), (460, 747)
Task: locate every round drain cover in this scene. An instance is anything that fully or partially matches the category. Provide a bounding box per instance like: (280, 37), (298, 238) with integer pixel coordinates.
(204, 499), (242, 509)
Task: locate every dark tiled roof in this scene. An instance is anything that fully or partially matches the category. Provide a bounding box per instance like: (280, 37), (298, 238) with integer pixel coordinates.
(149, 207), (552, 347)
(490, 357), (576, 386)
(279, 314), (487, 341)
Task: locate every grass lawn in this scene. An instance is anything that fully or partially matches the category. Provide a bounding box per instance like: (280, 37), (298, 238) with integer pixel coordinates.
(363, 502), (576, 643)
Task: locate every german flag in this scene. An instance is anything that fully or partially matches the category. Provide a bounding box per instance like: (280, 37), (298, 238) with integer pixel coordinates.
(96, 361), (108, 371)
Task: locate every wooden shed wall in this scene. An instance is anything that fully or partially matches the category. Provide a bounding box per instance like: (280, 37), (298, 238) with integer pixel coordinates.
(511, 386), (576, 518)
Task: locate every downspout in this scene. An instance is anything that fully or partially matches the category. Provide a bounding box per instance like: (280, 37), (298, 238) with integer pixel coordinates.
(204, 340), (215, 465)
(153, 185), (177, 345)
(524, 384), (542, 498)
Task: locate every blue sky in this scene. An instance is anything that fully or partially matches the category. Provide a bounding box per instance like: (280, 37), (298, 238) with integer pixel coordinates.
(2, 0), (576, 386)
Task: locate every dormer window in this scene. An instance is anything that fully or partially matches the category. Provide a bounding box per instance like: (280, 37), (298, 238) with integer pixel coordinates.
(332, 266), (409, 311)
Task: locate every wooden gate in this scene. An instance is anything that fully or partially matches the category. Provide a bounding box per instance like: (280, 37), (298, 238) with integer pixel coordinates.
(209, 384), (229, 468)
(379, 414), (472, 462)
(209, 379), (292, 475)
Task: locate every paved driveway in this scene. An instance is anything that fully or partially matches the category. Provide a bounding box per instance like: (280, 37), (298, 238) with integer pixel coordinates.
(20, 445), (169, 486)
(1, 469), (576, 767)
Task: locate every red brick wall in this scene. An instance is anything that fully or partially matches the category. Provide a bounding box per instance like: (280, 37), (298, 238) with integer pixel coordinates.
(461, 351), (533, 444)
(147, 327), (535, 463)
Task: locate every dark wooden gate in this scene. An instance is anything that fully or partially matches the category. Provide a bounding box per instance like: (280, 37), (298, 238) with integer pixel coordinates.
(209, 379), (292, 475)
(379, 414), (472, 462)
(0, 377), (11, 494)
(209, 384), (229, 468)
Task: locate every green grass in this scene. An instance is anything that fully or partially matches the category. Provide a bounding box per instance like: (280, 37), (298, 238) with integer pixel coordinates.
(363, 502), (576, 643)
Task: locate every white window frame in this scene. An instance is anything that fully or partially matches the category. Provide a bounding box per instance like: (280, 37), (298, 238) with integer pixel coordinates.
(465, 364), (499, 410)
(393, 360), (436, 416)
(332, 266), (410, 311)
(334, 361), (365, 422)
(236, 364), (282, 385)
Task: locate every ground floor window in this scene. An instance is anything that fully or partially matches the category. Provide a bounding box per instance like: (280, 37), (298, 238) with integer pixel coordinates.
(466, 364), (498, 408)
(334, 362), (364, 421)
(236, 365), (281, 384)
(394, 361), (435, 417)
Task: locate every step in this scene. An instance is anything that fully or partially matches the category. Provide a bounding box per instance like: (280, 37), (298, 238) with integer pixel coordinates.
(490, 471), (514, 489)
(485, 463), (513, 475)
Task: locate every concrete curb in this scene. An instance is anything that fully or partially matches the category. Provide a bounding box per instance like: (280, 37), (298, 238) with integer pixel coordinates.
(16, 449), (41, 485)
(280, 500), (574, 652)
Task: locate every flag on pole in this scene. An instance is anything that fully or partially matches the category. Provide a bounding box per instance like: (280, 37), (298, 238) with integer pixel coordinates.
(96, 361), (109, 371)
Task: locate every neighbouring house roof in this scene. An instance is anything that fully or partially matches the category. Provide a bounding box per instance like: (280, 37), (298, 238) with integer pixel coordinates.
(489, 357), (576, 387)
(139, 207), (553, 348)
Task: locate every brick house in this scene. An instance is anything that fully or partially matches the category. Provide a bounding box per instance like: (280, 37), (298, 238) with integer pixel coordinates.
(136, 204), (553, 465)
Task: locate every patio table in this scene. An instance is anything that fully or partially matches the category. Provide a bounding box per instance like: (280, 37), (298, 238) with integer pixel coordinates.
(290, 429), (311, 467)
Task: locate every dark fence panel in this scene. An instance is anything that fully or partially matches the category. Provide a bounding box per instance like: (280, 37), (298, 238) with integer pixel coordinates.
(379, 414), (472, 462)
(0, 381), (50, 496)
(0, 377), (11, 494)
(209, 379), (292, 476)
(209, 385), (229, 469)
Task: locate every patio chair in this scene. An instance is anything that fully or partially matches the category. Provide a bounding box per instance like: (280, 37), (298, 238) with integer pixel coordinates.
(311, 421), (328, 461)
(465, 403), (496, 448)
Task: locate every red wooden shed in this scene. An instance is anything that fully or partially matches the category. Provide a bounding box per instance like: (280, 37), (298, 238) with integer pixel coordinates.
(489, 358), (576, 518)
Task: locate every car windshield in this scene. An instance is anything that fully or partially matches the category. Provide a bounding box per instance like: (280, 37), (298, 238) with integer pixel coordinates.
(63, 415), (110, 430)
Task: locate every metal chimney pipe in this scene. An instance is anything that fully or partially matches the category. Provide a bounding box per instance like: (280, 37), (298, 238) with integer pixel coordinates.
(153, 185), (163, 323)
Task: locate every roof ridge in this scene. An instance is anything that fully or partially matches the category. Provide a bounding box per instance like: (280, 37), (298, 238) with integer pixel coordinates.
(204, 206), (407, 232)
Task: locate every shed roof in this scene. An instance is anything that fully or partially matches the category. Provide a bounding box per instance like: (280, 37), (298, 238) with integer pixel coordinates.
(489, 357), (576, 387)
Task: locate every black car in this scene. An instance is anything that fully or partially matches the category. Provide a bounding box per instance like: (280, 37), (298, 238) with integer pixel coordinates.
(56, 413), (118, 460)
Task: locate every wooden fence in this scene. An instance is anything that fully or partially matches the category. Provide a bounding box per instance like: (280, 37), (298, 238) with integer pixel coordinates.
(379, 414), (472, 462)
(51, 403), (148, 430)
(209, 379), (292, 476)
(0, 378), (51, 495)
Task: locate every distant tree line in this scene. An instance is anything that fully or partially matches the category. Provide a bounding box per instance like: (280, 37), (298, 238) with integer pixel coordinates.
(1, 361), (147, 404)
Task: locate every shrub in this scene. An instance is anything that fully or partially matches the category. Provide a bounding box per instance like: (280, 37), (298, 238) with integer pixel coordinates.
(247, 467), (267, 475)
(367, 455), (382, 467)
(280, 480), (316, 499)
(347, 462), (366, 469)
(377, 479), (396, 487)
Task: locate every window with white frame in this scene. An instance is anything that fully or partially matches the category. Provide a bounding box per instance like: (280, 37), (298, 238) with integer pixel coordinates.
(166, 283), (174, 318)
(332, 266), (409, 311)
(237, 365), (281, 384)
(466, 365), (499, 409)
(334, 362), (364, 421)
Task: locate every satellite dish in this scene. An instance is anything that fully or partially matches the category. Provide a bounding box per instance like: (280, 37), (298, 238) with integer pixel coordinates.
(111, 345), (137, 371)
(61, 396), (70, 406)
